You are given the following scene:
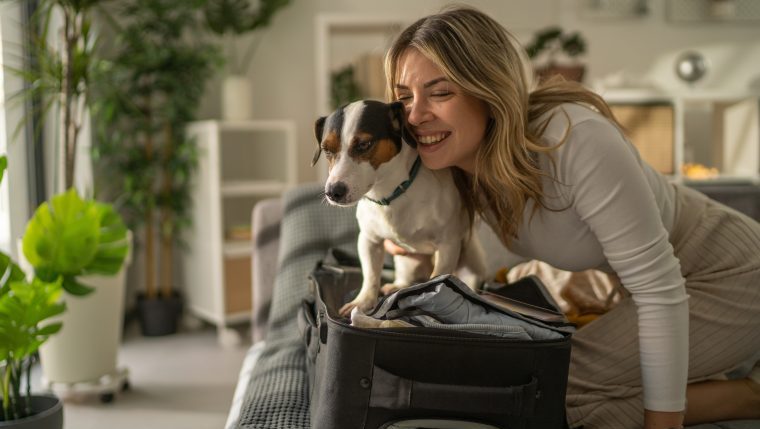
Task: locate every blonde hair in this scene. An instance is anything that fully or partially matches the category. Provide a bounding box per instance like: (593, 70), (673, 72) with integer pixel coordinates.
(385, 5), (620, 246)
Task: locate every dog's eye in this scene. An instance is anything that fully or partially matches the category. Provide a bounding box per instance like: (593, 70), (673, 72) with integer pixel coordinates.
(355, 140), (374, 152)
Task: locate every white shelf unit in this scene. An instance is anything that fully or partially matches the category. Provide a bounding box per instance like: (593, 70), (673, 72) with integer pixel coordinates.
(601, 88), (760, 184)
(183, 120), (296, 344)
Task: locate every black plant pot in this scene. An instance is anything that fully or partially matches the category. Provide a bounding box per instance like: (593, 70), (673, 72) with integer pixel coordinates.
(0, 395), (63, 429)
(136, 292), (183, 337)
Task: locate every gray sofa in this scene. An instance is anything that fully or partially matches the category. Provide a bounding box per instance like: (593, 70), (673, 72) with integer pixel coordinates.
(225, 182), (759, 429)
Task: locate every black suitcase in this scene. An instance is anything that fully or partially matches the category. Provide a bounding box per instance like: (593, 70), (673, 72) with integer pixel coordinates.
(299, 254), (573, 429)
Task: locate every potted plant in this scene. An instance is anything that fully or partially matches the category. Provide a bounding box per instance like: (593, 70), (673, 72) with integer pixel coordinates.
(92, 0), (219, 336)
(20, 188), (130, 392)
(0, 155), (127, 426)
(1, 157), (64, 427)
(203, 0), (292, 120)
(524, 26), (587, 83)
(2, 0), (134, 399)
(0, 259), (65, 429)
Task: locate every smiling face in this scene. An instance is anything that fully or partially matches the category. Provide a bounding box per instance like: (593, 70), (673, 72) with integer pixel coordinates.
(394, 48), (490, 173)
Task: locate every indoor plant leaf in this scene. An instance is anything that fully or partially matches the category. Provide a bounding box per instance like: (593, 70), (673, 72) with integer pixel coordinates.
(0, 155), (6, 184)
(61, 275), (96, 296)
(22, 189), (100, 278)
(0, 253), (26, 296)
(81, 203), (129, 276)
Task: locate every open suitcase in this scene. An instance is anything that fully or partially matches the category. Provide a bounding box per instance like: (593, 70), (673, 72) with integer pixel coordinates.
(299, 252), (574, 429)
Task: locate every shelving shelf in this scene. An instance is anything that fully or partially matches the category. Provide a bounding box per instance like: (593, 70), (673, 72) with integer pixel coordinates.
(183, 119), (296, 346)
(600, 88), (760, 184)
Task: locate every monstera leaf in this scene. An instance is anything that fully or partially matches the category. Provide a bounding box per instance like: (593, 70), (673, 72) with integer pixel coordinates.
(85, 202), (129, 276)
(22, 189), (128, 296)
(0, 277), (65, 360)
(0, 252), (26, 297)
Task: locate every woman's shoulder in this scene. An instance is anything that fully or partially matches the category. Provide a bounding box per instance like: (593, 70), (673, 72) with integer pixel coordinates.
(540, 102), (616, 144)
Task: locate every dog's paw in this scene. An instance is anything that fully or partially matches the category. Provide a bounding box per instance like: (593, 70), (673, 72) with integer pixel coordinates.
(339, 296), (377, 318)
(380, 283), (407, 296)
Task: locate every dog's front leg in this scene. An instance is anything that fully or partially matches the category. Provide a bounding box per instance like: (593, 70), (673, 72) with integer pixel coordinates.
(339, 232), (384, 317)
(430, 241), (461, 278)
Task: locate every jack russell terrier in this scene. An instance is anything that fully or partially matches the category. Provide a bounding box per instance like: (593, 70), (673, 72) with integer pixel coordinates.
(312, 99), (486, 317)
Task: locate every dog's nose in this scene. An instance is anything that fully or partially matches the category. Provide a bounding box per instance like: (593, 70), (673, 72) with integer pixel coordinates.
(326, 182), (348, 202)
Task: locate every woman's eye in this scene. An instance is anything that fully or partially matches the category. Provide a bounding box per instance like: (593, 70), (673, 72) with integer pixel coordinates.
(432, 91), (451, 97)
(396, 94), (412, 103)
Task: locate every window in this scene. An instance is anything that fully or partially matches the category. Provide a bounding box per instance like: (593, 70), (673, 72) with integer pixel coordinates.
(0, 4), (30, 258)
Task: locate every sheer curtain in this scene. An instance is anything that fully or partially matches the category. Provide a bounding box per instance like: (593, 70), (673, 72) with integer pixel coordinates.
(0, 3), (30, 258)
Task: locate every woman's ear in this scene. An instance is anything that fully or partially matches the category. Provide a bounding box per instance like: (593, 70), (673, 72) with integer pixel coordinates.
(312, 116), (326, 166)
(389, 101), (417, 149)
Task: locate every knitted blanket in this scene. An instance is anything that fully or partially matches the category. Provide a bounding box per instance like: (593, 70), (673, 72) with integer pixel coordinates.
(235, 184), (358, 428)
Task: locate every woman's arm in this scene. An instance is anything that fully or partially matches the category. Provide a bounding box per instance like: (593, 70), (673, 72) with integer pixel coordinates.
(645, 410), (684, 429)
(556, 111), (689, 418)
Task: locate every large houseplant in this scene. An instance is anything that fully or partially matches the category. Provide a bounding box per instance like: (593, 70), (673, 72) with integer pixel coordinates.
(2, 0), (110, 193)
(524, 26), (587, 83)
(203, 0), (291, 120)
(93, 0), (219, 336)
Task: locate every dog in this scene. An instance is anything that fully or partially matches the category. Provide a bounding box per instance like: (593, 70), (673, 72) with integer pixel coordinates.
(312, 99), (487, 317)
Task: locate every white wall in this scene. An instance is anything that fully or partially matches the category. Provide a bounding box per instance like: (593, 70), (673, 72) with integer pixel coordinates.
(196, 0), (760, 184)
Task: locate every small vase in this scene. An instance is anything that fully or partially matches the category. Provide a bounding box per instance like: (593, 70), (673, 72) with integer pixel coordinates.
(222, 75), (253, 121)
(0, 395), (63, 429)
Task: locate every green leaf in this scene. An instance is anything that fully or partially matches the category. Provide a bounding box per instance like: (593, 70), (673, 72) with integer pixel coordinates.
(35, 323), (63, 337)
(22, 189), (99, 276)
(86, 203), (129, 275)
(62, 277), (95, 296)
(0, 155), (6, 185)
(0, 253), (26, 297)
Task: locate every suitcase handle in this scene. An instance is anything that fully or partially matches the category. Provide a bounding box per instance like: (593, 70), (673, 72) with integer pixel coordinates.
(298, 300), (320, 360)
(369, 366), (538, 417)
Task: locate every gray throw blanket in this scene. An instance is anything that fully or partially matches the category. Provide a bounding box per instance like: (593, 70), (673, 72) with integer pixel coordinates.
(235, 184), (358, 428)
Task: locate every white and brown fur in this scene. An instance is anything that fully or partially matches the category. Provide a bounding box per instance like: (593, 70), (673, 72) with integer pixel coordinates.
(313, 100), (486, 317)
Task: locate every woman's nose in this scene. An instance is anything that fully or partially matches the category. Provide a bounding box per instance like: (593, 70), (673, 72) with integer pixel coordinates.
(406, 98), (433, 126)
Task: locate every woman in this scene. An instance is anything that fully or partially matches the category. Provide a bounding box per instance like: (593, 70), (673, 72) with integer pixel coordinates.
(383, 6), (760, 429)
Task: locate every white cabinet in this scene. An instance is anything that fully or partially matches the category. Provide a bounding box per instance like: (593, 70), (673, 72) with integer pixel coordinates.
(601, 88), (760, 183)
(183, 120), (296, 345)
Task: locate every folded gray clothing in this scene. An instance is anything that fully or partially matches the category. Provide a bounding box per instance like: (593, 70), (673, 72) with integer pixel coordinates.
(410, 315), (533, 340)
(398, 283), (563, 340)
(370, 275), (564, 341)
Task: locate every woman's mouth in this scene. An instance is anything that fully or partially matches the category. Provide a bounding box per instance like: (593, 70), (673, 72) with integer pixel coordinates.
(417, 132), (450, 146)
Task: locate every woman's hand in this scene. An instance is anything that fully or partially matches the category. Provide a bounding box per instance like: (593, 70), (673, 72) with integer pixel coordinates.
(384, 239), (409, 256)
(382, 239), (433, 279)
(644, 409), (684, 429)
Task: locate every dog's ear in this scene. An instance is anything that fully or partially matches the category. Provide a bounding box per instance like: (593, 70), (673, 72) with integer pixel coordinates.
(389, 101), (417, 149)
(312, 116), (326, 167)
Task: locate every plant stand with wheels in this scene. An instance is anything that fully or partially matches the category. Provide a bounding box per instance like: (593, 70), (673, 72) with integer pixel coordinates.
(43, 367), (130, 404)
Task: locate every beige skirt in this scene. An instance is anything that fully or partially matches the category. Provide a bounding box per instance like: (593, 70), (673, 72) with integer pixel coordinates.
(565, 184), (760, 429)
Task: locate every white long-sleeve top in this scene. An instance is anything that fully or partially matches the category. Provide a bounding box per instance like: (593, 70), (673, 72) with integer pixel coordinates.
(485, 103), (689, 411)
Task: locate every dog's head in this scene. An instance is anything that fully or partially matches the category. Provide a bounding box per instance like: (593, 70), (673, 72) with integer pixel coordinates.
(313, 100), (417, 206)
